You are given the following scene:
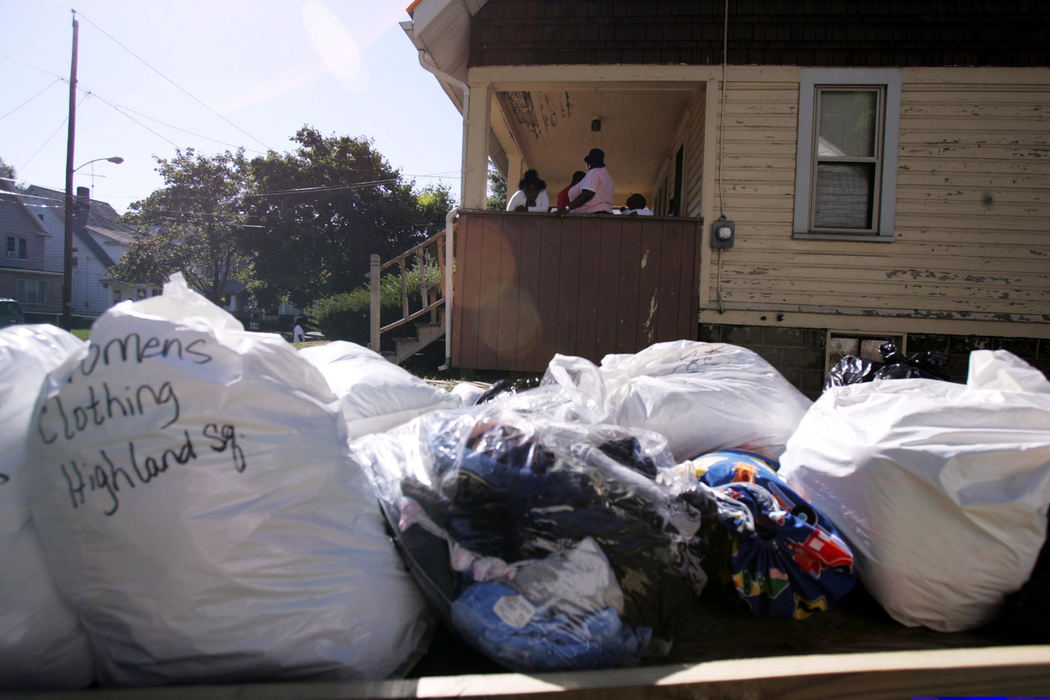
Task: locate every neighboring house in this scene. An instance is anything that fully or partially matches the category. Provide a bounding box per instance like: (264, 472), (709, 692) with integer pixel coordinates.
(26, 185), (157, 318)
(401, 0), (1050, 391)
(0, 190), (61, 317)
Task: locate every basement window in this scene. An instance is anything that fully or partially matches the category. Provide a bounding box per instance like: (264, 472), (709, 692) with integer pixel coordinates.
(825, 331), (906, 378)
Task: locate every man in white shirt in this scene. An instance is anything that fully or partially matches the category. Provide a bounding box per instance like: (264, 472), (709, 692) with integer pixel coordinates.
(567, 148), (614, 214)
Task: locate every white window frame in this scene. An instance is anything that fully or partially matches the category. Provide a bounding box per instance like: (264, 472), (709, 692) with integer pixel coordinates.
(793, 68), (901, 242)
(6, 236), (25, 259)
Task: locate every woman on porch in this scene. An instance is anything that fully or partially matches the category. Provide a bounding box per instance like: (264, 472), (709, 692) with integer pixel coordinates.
(506, 169), (550, 212)
(567, 148), (615, 214)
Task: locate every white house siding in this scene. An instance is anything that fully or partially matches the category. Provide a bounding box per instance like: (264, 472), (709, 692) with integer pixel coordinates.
(704, 67), (1050, 336)
(71, 244), (110, 317)
(37, 203), (65, 274)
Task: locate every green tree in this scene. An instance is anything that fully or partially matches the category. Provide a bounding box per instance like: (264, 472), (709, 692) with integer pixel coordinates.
(112, 148), (253, 303)
(246, 126), (452, 308)
(0, 157), (16, 191)
(486, 160), (506, 211)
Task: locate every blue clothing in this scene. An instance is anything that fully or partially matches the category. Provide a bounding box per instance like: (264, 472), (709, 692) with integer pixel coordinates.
(451, 581), (651, 672)
(692, 450), (857, 619)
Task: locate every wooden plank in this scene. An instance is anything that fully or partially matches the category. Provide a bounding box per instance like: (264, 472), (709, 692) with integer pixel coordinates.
(636, 222), (664, 349)
(898, 156), (1050, 175)
(573, 217), (603, 362)
(79, 646), (1049, 699)
(901, 103), (1050, 118)
(495, 215), (523, 372)
(615, 219), (643, 353)
(533, 220), (563, 370)
(655, 220), (685, 343)
(896, 199), (1049, 216)
(452, 216), (483, 369)
(715, 287), (1045, 313)
(512, 215), (546, 372)
(896, 143), (1050, 159)
(594, 217), (624, 360)
(678, 220), (700, 340)
(727, 260), (1049, 283)
(897, 172), (1050, 188)
(722, 275), (1050, 302)
(473, 215), (505, 370)
(553, 216), (582, 358)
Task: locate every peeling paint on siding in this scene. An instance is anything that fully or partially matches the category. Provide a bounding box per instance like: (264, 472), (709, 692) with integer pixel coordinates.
(643, 290), (659, 343)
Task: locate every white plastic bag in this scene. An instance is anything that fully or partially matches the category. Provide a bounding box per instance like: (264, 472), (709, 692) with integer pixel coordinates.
(0, 325), (93, 690)
(779, 350), (1050, 632)
(543, 340), (812, 461)
(26, 275), (432, 686)
(299, 340), (459, 438)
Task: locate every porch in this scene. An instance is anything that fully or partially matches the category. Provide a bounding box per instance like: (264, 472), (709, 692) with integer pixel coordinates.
(371, 210), (702, 373)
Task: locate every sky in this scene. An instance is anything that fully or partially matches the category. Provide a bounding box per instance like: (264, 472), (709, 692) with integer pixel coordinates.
(0, 0), (464, 214)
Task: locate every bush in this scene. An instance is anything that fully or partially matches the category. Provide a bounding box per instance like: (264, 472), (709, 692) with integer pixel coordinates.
(312, 263), (442, 347)
(312, 290), (370, 345)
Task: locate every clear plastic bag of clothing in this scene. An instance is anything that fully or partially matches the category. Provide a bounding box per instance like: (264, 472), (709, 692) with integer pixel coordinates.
(350, 404), (723, 672)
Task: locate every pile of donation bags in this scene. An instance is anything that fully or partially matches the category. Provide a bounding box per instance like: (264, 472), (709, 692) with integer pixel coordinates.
(349, 342), (858, 671)
(0, 272), (1046, 689)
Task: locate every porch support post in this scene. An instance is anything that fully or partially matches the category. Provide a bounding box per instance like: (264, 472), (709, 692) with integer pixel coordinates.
(369, 253), (381, 353)
(506, 152), (524, 193)
(462, 81), (491, 209)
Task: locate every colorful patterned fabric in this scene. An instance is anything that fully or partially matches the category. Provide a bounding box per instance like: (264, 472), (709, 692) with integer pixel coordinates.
(688, 450), (857, 618)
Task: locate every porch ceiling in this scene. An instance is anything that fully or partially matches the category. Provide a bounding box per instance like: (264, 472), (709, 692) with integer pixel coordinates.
(494, 88), (695, 202)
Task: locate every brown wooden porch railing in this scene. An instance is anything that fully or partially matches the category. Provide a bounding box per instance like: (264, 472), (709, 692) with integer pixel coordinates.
(367, 229), (446, 353)
(452, 210), (703, 373)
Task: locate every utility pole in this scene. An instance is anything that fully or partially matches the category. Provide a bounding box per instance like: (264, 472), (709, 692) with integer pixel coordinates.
(62, 10), (79, 330)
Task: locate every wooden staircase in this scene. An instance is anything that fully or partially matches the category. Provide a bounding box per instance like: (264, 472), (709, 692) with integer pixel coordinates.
(368, 228), (448, 365)
(383, 308), (445, 364)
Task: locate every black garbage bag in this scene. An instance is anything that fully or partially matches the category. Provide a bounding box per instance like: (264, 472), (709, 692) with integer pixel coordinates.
(824, 342), (951, 390)
(473, 376), (542, 404)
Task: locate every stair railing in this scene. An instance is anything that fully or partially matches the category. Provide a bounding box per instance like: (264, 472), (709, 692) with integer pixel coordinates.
(367, 225), (449, 354)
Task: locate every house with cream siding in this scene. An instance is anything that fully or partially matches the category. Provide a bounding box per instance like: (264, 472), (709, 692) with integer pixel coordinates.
(398, 0), (1049, 392)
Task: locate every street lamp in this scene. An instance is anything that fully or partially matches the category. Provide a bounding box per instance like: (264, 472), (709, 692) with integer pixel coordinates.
(74, 155), (124, 172)
(63, 155), (123, 329)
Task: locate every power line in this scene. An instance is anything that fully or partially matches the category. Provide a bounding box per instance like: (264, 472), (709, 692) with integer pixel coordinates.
(83, 91), (180, 149)
(18, 93), (88, 171)
(0, 77), (63, 120)
(69, 7), (275, 152)
(111, 103), (267, 155)
(8, 188), (450, 237)
(1, 53), (260, 156)
(241, 179), (400, 198)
